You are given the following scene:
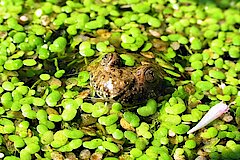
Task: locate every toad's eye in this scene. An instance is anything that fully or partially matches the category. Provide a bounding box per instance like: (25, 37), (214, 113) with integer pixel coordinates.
(101, 53), (121, 67)
(101, 53), (112, 65)
(144, 68), (156, 83)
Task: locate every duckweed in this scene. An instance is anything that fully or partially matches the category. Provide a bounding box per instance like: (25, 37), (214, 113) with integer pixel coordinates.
(196, 81), (214, 91)
(63, 129), (84, 139)
(91, 102), (109, 117)
(33, 97), (45, 106)
(25, 143), (40, 154)
(123, 112), (140, 127)
(13, 32), (26, 43)
(112, 129), (124, 140)
(83, 139), (103, 149)
(209, 70), (226, 80)
(171, 124), (190, 135)
(130, 148), (142, 157)
(106, 123), (117, 134)
(54, 69), (65, 78)
(137, 99), (157, 116)
(51, 130), (68, 148)
(23, 59), (37, 66)
(39, 74), (50, 81)
(81, 102), (94, 113)
(201, 127), (218, 139)
(124, 131), (137, 143)
(110, 102), (122, 114)
(184, 140), (196, 149)
(49, 37), (67, 53)
(38, 47), (50, 59)
(165, 103), (186, 115)
(4, 59), (23, 70)
(136, 122), (152, 139)
(98, 114), (118, 126)
(46, 90), (61, 107)
(120, 54), (135, 66)
(2, 81), (15, 91)
(79, 44), (95, 57)
(8, 135), (25, 148)
(48, 114), (62, 122)
(102, 141), (120, 153)
(61, 108), (77, 121)
(132, 2), (150, 13)
(40, 131), (54, 145)
(0, 0), (239, 159)
(160, 114), (181, 125)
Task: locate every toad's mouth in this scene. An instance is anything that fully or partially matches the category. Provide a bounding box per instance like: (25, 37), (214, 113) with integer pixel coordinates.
(97, 78), (135, 100)
(111, 79), (135, 103)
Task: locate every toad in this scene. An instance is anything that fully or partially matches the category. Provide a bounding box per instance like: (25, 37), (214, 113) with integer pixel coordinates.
(87, 53), (166, 106)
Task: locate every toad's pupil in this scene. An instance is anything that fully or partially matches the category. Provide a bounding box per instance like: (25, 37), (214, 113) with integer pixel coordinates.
(145, 69), (155, 82)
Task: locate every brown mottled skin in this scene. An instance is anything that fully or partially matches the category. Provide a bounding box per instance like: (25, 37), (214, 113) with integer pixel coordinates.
(88, 53), (165, 106)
